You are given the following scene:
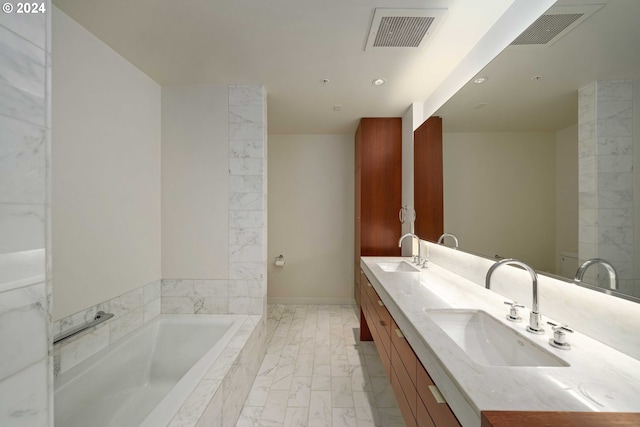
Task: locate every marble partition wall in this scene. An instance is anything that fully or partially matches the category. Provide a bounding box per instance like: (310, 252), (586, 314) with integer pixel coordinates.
(228, 85), (267, 315)
(0, 3), (52, 426)
(161, 85), (267, 315)
(578, 81), (635, 296)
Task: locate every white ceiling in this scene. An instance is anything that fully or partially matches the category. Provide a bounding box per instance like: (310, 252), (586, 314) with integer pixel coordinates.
(52, 0), (520, 134)
(436, 0), (640, 132)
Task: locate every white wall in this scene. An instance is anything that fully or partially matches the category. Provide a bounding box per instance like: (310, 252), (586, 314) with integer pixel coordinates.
(555, 124), (579, 274)
(268, 135), (354, 303)
(443, 131), (556, 272)
(161, 85), (229, 279)
(52, 8), (161, 320)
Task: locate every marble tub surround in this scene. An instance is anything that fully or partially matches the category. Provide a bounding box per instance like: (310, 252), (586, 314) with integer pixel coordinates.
(361, 256), (640, 427)
(52, 279), (161, 377)
(424, 241), (640, 359)
(169, 314), (267, 427)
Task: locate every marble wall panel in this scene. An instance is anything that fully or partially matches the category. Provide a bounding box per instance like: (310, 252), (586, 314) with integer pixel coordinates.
(0, 282), (48, 382)
(0, 6), (50, 425)
(0, 116), (46, 204)
(578, 80), (635, 296)
(53, 279), (161, 377)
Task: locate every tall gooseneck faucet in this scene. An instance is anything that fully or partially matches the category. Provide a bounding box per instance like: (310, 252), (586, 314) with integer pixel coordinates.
(437, 233), (459, 249)
(485, 258), (544, 335)
(399, 233), (421, 265)
(574, 258), (618, 290)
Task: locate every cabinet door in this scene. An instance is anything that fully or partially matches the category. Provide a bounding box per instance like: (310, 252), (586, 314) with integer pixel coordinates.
(414, 116), (443, 242)
(359, 118), (402, 256)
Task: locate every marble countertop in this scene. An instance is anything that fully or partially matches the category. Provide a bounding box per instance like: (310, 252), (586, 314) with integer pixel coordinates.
(361, 257), (640, 427)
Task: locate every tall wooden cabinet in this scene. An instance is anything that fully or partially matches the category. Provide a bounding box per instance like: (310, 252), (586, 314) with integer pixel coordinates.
(414, 116), (443, 242)
(354, 118), (402, 305)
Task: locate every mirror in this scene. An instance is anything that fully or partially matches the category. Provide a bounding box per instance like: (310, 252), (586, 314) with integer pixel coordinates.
(418, 0), (640, 302)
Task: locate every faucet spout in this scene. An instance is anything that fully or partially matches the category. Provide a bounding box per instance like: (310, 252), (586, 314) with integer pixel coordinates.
(574, 258), (618, 291)
(437, 233), (459, 249)
(485, 258), (544, 334)
(399, 233), (421, 265)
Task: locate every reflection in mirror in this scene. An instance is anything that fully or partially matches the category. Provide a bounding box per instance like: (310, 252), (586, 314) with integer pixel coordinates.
(422, 0), (640, 301)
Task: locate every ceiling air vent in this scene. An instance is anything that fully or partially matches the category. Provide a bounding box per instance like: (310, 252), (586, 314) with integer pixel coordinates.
(510, 4), (603, 46)
(365, 8), (447, 51)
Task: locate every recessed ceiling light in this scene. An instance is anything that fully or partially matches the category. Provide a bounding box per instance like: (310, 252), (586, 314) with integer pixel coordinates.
(532, 75), (543, 81)
(473, 76), (488, 84)
(372, 78), (386, 86)
(333, 105), (342, 111)
(321, 78), (330, 85)
(474, 103), (488, 110)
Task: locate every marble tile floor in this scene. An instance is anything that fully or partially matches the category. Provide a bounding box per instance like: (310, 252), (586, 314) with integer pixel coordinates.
(236, 304), (406, 427)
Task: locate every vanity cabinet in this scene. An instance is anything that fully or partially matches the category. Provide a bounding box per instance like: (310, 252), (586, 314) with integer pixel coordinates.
(355, 118), (402, 307)
(360, 269), (461, 427)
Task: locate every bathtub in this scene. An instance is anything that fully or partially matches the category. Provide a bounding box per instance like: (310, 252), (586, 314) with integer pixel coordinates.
(54, 314), (247, 427)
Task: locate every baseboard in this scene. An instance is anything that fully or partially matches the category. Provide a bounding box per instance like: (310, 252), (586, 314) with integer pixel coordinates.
(267, 297), (356, 305)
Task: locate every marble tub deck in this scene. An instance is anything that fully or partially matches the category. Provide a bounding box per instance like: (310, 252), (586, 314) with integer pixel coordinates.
(236, 304), (405, 427)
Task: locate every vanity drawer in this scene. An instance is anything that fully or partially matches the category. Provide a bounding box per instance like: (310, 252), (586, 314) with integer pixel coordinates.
(391, 364), (417, 427)
(416, 395), (436, 427)
(391, 345), (417, 418)
(417, 361), (461, 427)
(390, 319), (417, 386)
(374, 309), (391, 358)
(375, 297), (391, 338)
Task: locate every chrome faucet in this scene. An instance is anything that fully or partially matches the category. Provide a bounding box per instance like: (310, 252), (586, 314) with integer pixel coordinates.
(437, 233), (459, 249)
(399, 233), (421, 265)
(574, 258), (618, 291)
(485, 258), (544, 335)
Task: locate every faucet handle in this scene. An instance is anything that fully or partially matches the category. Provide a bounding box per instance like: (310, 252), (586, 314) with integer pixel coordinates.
(547, 321), (573, 350)
(504, 301), (524, 322)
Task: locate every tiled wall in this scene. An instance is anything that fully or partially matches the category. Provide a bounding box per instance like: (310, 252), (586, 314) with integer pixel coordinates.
(52, 280), (161, 377)
(578, 81), (635, 296)
(0, 4), (52, 426)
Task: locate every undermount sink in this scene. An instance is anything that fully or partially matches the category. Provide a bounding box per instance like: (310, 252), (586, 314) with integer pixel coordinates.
(377, 261), (420, 273)
(425, 309), (569, 367)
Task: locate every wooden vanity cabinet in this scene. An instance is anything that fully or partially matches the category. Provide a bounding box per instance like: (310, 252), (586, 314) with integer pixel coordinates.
(360, 269), (461, 427)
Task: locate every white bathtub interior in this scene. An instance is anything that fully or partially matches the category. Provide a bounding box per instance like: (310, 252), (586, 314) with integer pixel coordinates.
(54, 314), (246, 427)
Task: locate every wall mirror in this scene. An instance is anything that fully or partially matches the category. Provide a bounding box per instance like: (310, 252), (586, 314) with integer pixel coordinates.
(418, 0), (640, 302)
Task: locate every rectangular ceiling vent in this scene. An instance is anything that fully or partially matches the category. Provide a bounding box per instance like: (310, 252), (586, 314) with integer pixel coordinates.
(510, 4), (603, 47)
(365, 8), (447, 51)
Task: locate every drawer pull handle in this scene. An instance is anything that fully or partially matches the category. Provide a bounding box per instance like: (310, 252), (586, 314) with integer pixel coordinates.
(429, 385), (447, 404)
(394, 328), (405, 338)
(377, 300), (384, 307)
(379, 320), (385, 326)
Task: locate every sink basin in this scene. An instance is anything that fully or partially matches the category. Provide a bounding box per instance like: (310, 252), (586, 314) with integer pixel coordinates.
(377, 261), (420, 273)
(425, 309), (569, 367)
